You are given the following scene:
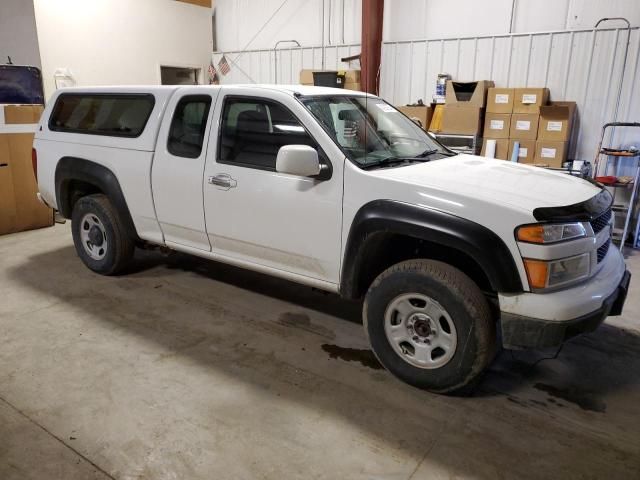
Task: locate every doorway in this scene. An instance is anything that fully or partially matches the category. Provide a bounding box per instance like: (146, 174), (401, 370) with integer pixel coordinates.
(160, 66), (201, 85)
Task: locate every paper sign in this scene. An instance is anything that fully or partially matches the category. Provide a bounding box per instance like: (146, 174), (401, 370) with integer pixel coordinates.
(522, 94), (537, 104)
(490, 120), (505, 130)
(541, 148), (557, 158)
(495, 94), (509, 104)
(516, 120), (531, 131)
(376, 103), (397, 113)
(518, 147), (528, 158)
(546, 121), (563, 131)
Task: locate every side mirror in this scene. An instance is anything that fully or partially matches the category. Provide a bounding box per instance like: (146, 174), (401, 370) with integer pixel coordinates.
(276, 145), (321, 177)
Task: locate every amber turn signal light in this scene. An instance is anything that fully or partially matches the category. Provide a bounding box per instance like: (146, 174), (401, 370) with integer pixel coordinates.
(517, 225), (545, 243)
(523, 259), (549, 289)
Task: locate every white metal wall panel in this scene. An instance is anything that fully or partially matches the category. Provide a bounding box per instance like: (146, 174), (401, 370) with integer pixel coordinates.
(380, 27), (640, 163)
(215, 0), (363, 52)
(212, 44), (360, 85)
(381, 0), (640, 42)
(213, 0), (639, 51)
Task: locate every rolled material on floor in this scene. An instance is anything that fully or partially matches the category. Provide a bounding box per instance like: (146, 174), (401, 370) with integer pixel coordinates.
(485, 139), (496, 158)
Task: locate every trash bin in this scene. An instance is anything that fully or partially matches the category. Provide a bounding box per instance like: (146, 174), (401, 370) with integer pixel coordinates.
(312, 71), (345, 88)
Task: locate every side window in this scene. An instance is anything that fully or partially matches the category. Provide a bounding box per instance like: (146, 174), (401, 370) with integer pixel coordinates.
(167, 95), (212, 158)
(49, 94), (155, 137)
(219, 97), (316, 170)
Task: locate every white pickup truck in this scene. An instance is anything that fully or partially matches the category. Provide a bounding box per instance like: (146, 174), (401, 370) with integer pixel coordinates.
(33, 85), (630, 394)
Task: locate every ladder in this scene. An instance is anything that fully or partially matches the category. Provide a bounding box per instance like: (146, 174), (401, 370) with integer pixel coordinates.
(593, 122), (640, 251)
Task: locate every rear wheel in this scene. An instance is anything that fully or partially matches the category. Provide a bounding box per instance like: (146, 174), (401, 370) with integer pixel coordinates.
(71, 194), (134, 275)
(363, 259), (495, 394)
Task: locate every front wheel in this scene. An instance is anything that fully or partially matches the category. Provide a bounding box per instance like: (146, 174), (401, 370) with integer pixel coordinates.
(71, 194), (134, 275)
(363, 259), (495, 394)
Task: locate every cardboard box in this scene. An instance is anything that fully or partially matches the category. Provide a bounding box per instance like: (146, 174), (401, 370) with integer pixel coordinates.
(300, 69), (313, 84)
(513, 88), (549, 113)
(481, 138), (509, 160)
(0, 132), (54, 236)
(0, 136), (18, 235)
(4, 105), (44, 124)
(445, 80), (494, 107)
(483, 113), (511, 139)
(509, 113), (539, 140)
(486, 88), (514, 113)
(537, 101), (576, 141)
(397, 105), (433, 131)
(300, 69), (361, 90)
(534, 140), (568, 168)
(508, 139), (536, 164)
(436, 105), (484, 135)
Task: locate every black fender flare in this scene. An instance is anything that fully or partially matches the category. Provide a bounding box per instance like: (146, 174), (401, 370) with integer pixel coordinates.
(55, 157), (138, 239)
(340, 200), (523, 298)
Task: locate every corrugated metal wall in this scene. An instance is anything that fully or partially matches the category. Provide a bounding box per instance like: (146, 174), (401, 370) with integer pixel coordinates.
(212, 44), (360, 85)
(213, 26), (640, 166)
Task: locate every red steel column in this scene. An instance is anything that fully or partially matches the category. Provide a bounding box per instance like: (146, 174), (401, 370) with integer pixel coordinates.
(361, 0), (384, 94)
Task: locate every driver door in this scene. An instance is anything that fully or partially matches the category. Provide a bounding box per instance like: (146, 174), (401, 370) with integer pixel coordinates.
(203, 91), (344, 285)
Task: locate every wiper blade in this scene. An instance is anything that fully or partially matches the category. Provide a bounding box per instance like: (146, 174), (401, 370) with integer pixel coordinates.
(361, 157), (408, 170)
(361, 156), (431, 170)
(414, 148), (439, 158)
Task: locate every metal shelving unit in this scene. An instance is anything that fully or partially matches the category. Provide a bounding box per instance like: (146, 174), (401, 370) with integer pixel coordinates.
(429, 133), (482, 155)
(593, 122), (640, 250)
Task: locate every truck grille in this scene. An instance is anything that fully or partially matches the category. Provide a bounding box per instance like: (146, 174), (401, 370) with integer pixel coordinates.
(597, 239), (611, 263)
(590, 209), (612, 234)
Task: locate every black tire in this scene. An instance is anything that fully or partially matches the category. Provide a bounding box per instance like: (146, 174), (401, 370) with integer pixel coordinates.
(71, 194), (134, 275)
(363, 259), (495, 395)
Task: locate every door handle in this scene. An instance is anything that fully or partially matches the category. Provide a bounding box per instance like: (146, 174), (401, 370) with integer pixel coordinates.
(208, 173), (237, 190)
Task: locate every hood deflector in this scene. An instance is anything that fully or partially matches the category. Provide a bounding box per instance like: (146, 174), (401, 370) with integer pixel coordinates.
(532, 189), (612, 222)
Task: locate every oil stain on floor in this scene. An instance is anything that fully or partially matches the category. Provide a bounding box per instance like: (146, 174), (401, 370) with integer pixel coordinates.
(534, 383), (607, 413)
(321, 344), (383, 370)
(279, 312), (336, 339)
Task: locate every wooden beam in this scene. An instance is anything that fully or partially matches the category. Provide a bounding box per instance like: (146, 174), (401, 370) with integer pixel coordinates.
(175, 0), (212, 8)
(361, 0), (384, 94)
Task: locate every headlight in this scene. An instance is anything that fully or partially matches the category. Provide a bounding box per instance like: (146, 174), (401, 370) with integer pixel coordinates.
(516, 222), (586, 244)
(523, 253), (591, 289)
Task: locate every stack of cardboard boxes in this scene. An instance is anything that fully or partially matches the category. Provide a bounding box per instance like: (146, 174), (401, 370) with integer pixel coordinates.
(482, 87), (576, 167)
(535, 101), (576, 167)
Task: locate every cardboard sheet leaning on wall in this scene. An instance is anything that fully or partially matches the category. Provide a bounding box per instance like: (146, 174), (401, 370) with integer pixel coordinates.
(0, 104), (54, 236)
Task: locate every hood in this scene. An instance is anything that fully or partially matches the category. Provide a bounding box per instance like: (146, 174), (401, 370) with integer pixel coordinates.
(368, 154), (601, 214)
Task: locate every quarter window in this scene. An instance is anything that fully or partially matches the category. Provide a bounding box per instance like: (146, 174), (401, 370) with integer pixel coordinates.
(167, 95), (212, 158)
(49, 94), (155, 137)
(219, 97), (316, 170)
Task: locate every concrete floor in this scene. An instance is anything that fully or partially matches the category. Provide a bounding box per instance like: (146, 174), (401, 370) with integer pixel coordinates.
(1, 223), (639, 480)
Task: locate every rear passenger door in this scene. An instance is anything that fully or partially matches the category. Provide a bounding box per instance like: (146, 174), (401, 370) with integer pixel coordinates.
(203, 91), (344, 285)
(152, 88), (219, 250)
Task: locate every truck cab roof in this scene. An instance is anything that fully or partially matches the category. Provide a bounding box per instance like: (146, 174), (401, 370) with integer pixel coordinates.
(51, 84), (370, 98)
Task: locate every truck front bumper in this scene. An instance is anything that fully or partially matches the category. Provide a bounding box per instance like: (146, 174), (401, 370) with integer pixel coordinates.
(499, 245), (631, 349)
(501, 270), (630, 349)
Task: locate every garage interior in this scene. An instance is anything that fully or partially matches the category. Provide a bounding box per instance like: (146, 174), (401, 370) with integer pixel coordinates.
(1, 1), (640, 479)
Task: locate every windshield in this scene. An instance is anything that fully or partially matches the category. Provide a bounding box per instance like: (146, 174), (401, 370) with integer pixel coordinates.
(300, 95), (449, 167)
